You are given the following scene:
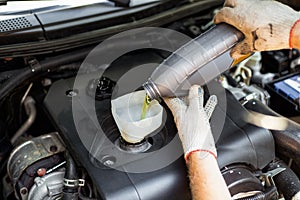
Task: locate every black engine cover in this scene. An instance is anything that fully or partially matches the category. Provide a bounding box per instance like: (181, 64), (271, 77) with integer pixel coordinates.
(44, 49), (274, 200)
(44, 77), (275, 200)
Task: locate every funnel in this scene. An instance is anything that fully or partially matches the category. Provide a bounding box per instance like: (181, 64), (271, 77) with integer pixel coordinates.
(111, 90), (163, 144)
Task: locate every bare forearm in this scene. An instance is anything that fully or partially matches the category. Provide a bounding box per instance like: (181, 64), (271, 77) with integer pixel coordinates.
(187, 152), (231, 200)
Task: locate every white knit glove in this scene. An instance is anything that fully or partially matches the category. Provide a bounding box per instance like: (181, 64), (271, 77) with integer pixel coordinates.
(163, 85), (218, 161)
(214, 0), (300, 59)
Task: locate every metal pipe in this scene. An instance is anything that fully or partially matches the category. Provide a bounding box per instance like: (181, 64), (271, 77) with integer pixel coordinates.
(11, 96), (36, 144)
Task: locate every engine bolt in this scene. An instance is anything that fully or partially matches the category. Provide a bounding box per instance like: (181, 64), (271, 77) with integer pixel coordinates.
(37, 168), (47, 177)
(101, 155), (116, 167)
(104, 160), (114, 166)
(20, 187), (27, 195)
(50, 145), (58, 153)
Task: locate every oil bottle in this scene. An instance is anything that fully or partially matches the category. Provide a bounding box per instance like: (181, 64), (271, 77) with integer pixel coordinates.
(143, 23), (244, 100)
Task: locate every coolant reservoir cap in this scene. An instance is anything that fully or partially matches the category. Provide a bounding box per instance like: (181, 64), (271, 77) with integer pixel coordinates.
(111, 90), (163, 144)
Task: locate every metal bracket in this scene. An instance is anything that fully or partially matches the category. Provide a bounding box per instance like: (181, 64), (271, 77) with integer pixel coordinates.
(26, 57), (41, 72)
(63, 178), (85, 187)
(261, 167), (286, 187)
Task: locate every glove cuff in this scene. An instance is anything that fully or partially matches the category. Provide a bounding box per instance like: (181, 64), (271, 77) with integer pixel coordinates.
(184, 148), (217, 163)
(290, 18), (300, 49)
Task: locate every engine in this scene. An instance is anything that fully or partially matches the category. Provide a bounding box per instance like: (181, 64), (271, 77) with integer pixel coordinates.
(1, 2), (300, 200)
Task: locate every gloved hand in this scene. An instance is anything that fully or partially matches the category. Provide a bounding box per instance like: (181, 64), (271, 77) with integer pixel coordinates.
(163, 85), (218, 161)
(214, 0), (300, 59)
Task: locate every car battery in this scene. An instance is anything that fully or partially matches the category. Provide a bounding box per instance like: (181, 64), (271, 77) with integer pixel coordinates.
(266, 73), (300, 117)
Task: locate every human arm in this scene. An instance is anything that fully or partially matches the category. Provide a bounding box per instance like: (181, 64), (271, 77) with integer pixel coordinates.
(214, 0), (300, 59)
(163, 85), (231, 200)
(188, 152), (231, 200)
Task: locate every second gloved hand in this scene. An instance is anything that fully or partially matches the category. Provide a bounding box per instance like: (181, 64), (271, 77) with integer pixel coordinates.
(214, 0), (300, 59)
(163, 85), (218, 161)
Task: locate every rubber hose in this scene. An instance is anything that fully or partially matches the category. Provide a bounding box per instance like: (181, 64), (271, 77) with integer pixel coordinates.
(266, 159), (300, 200)
(64, 151), (78, 180)
(78, 194), (97, 200)
(0, 36), (165, 103)
(0, 46), (93, 102)
(236, 186), (277, 200)
(244, 99), (300, 164)
(63, 151), (79, 200)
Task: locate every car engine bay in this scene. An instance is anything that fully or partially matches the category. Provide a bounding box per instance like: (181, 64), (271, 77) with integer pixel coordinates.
(1, 0), (300, 199)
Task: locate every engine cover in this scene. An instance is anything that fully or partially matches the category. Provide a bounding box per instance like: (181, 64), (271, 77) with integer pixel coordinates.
(44, 76), (275, 200)
(44, 50), (275, 200)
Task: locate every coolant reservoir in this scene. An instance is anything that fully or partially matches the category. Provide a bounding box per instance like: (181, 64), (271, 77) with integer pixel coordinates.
(111, 90), (163, 144)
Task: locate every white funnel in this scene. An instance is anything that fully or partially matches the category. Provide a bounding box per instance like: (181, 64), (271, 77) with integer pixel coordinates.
(111, 90), (163, 144)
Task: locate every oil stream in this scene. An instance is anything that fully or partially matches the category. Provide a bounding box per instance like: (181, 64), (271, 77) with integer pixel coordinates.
(140, 94), (151, 120)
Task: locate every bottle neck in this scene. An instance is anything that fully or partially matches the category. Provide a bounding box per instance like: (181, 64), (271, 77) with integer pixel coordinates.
(142, 79), (161, 101)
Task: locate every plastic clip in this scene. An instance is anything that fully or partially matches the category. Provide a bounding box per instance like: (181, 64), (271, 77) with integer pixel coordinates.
(63, 178), (85, 187)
